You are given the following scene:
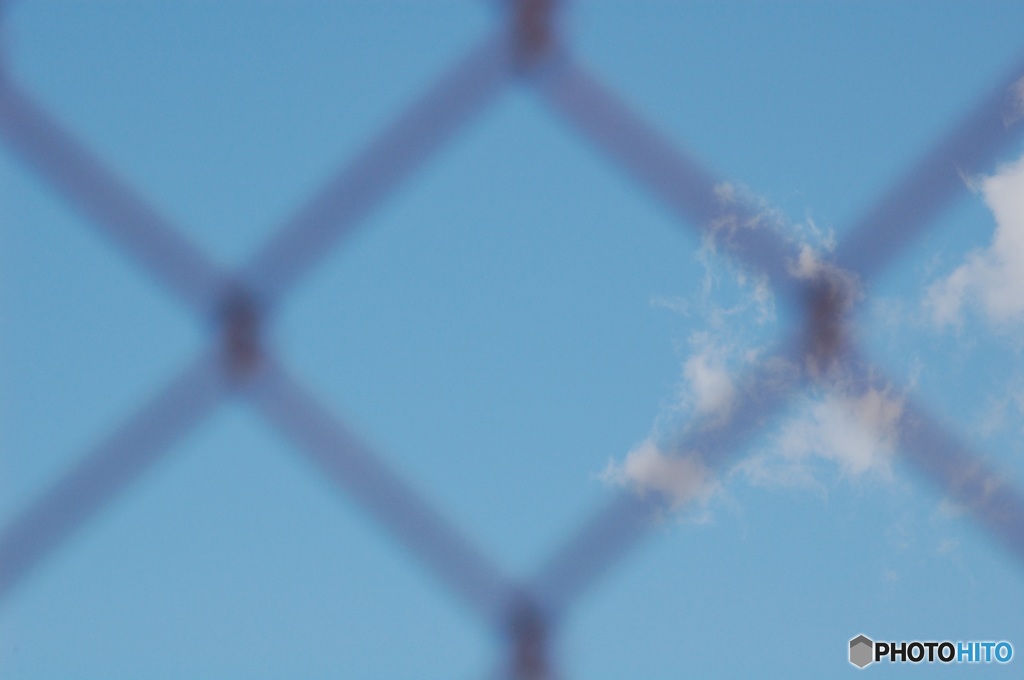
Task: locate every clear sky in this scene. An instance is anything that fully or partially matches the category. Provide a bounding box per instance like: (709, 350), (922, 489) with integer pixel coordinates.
(2, 2), (1024, 678)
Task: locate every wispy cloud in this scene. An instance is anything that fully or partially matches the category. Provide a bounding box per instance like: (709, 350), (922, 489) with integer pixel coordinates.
(601, 355), (908, 520)
(598, 438), (718, 510)
(683, 340), (735, 420)
(599, 193), (903, 516)
(741, 381), (905, 486)
(926, 151), (1024, 327)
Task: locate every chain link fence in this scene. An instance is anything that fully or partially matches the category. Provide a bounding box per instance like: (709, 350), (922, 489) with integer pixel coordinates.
(2, 2), (1023, 677)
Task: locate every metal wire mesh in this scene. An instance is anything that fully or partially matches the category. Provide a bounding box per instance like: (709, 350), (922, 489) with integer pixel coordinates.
(2, 2), (1023, 677)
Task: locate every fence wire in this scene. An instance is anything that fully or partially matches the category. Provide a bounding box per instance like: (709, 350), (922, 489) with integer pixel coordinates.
(2, 2), (1024, 678)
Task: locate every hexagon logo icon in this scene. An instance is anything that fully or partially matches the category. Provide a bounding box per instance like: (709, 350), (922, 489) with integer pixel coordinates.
(850, 635), (874, 668)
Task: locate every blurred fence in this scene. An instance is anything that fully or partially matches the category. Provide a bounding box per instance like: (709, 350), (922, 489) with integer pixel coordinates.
(2, 2), (1024, 677)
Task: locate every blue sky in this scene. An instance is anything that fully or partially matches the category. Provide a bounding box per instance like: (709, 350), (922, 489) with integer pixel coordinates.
(2, 2), (1024, 678)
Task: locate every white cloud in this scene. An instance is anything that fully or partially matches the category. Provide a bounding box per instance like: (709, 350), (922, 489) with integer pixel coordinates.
(734, 383), (905, 492)
(926, 151), (1024, 326)
(606, 182), (903, 514)
(790, 243), (827, 280)
(779, 386), (904, 477)
(683, 349), (735, 419)
(599, 438), (718, 509)
(602, 358), (906, 511)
